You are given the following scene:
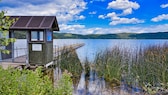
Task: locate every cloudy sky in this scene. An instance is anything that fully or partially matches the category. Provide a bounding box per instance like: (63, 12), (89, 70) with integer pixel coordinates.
(0, 0), (168, 34)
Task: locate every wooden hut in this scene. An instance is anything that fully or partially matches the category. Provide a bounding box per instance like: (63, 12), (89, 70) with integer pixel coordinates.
(1, 16), (59, 65)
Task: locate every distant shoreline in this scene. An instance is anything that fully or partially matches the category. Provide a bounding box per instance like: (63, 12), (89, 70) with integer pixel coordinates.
(53, 32), (168, 39)
(14, 32), (168, 39)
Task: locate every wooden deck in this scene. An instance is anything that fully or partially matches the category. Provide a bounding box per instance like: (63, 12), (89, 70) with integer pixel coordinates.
(0, 43), (84, 69)
(0, 62), (26, 69)
(1, 55), (27, 63)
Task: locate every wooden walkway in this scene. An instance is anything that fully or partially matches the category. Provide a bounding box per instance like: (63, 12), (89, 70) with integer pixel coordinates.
(53, 43), (84, 59)
(0, 43), (84, 69)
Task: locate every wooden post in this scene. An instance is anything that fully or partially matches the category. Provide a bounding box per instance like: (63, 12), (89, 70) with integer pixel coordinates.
(0, 32), (1, 61)
(26, 31), (29, 64)
(0, 51), (2, 61)
(11, 30), (15, 62)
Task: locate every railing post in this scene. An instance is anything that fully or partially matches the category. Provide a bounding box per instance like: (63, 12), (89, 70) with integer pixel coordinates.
(11, 31), (14, 62)
(26, 31), (29, 64)
(16, 47), (18, 58)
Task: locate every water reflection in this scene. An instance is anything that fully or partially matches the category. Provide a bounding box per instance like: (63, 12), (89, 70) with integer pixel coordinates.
(74, 70), (108, 95)
(53, 67), (145, 95)
(87, 69), (105, 95)
(54, 67), (62, 86)
(76, 71), (86, 95)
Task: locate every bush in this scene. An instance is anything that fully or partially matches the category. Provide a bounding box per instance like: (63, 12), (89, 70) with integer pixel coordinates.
(0, 66), (73, 95)
(55, 70), (73, 95)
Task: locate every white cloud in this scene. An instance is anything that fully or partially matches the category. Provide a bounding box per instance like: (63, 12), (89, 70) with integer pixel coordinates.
(59, 23), (168, 35)
(98, 15), (106, 19)
(99, 12), (144, 25)
(106, 12), (118, 18)
(59, 24), (85, 33)
(123, 8), (132, 15)
(2, 0), (87, 24)
(110, 17), (144, 25)
(97, 24), (168, 34)
(98, 0), (142, 25)
(160, 4), (168, 8)
(107, 0), (140, 15)
(99, 12), (118, 19)
(89, 11), (97, 15)
(151, 14), (168, 22)
(90, 0), (105, 3)
(103, 24), (168, 34)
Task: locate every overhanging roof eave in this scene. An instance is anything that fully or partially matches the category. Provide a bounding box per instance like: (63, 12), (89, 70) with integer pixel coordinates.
(8, 16), (59, 31)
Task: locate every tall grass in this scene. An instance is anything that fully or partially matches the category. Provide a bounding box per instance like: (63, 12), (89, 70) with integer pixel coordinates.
(56, 46), (83, 78)
(130, 43), (168, 94)
(55, 43), (168, 94)
(94, 47), (124, 87)
(92, 43), (168, 93)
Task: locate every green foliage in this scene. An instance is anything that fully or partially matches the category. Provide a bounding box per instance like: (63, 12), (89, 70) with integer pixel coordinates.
(92, 44), (168, 94)
(0, 66), (73, 95)
(94, 47), (123, 86)
(55, 70), (73, 95)
(0, 66), (53, 95)
(0, 10), (16, 54)
(130, 44), (168, 94)
(57, 47), (83, 78)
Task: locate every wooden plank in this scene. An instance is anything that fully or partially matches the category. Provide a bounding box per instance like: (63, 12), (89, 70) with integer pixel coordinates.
(0, 62), (26, 69)
(1, 55), (27, 63)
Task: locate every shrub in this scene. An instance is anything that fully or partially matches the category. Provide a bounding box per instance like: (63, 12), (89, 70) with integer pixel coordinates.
(55, 70), (73, 95)
(0, 66), (73, 95)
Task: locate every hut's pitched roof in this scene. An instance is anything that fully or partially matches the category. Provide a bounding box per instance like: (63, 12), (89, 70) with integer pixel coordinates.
(9, 16), (59, 31)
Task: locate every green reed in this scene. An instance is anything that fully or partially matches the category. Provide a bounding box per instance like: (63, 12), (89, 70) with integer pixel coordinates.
(130, 43), (168, 93)
(55, 43), (168, 94)
(94, 47), (124, 87)
(92, 43), (168, 93)
(56, 46), (83, 78)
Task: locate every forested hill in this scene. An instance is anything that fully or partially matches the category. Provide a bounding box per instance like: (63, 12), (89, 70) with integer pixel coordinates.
(14, 32), (168, 39)
(53, 32), (168, 39)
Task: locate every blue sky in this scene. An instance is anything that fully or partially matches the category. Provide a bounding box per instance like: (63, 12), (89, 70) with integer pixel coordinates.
(0, 0), (168, 34)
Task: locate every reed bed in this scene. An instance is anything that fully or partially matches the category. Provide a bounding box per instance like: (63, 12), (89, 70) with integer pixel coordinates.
(56, 46), (83, 78)
(130, 43), (168, 94)
(92, 43), (168, 94)
(93, 46), (132, 87)
(56, 43), (168, 94)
